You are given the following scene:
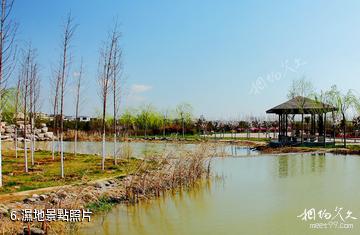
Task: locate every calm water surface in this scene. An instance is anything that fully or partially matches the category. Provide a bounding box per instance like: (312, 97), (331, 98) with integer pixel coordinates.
(77, 147), (360, 235)
(6, 141), (257, 158)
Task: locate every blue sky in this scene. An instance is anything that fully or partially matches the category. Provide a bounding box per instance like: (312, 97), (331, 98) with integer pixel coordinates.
(11, 0), (360, 119)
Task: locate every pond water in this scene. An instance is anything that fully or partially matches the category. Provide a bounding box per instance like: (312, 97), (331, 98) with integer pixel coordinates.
(78, 146), (360, 235)
(4, 141), (258, 158)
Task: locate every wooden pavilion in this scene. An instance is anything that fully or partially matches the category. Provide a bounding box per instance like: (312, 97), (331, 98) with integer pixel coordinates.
(266, 96), (337, 146)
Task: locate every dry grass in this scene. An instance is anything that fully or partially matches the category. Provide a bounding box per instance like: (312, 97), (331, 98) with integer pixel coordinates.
(124, 144), (215, 203)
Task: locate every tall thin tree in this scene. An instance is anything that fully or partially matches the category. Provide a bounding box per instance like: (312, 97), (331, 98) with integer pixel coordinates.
(98, 23), (120, 171)
(74, 59), (83, 156)
(20, 45), (35, 173)
(57, 13), (76, 178)
(29, 62), (39, 165)
(0, 0), (17, 187)
(51, 69), (60, 160)
(14, 73), (21, 158)
(111, 27), (122, 165)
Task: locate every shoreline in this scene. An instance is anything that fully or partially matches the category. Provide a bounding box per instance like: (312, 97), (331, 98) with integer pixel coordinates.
(62, 137), (360, 156)
(0, 145), (212, 234)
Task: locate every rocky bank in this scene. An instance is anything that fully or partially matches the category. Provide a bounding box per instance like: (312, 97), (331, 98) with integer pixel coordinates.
(0, 122), (54, 142)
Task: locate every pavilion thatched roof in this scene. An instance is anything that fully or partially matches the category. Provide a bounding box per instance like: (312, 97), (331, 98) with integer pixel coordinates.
(266, 96), (337, 114)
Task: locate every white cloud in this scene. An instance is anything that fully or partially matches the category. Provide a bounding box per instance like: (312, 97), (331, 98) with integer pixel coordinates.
(126, 84), (153, 104)
(130, 84), (152, 94)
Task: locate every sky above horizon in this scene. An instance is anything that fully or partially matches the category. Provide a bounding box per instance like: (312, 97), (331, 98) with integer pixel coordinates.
(11, 0), (360, 119)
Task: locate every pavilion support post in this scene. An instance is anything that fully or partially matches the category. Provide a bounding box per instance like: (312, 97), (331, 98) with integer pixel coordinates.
(314, 114), (316, 135)
(310, 114), (314, 136)
(278, 114), (281, 141)
(282, 114), (285, 136)
(285, 114), (288, 137)
(332, 111), (336, 145)
(324, 113), (327, 147)
(301, 114), (304, 144)
(317, 113), (323, 139)
(282, 114), (286, 141)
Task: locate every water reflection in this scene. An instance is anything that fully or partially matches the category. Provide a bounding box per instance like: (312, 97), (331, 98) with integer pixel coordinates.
(3, 141), (259, 158)
(278, 156), (289, 177)
(277, 153), (327, 178)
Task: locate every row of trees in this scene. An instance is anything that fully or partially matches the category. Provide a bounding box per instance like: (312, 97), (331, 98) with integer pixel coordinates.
(45, 100), (360, 142)
(287, 77), (360, 147)
(45, 102), (195, 137)
(115, 103), (193, 137)
(0, 1), (125, 185)
(0, 0), (197, 185)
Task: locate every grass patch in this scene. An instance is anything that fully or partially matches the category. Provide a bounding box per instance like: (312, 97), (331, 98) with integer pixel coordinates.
(346, 145), (360, 151)
(85, 197), (116, 212)
(0, 149), (141, 195)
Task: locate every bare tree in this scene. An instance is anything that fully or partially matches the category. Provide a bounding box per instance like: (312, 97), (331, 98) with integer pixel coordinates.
(29, 60), (40, 165)
(98, 23), (120, 170)
(57, 13), (76, 178)
(50, 69), (60, 160)
(19, 45), (36, 173)
(287, 77), (315, 143)
(74, 59), (83, 156)
(0, 0), (17, 187)
(111, 27), (122, 165)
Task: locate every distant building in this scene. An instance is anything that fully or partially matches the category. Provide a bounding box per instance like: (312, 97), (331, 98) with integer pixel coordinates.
(36, 112), (51, 120)
(64, 116), (76, 121)
(77, 116), (91, 122)
(39, 114), (92, 122)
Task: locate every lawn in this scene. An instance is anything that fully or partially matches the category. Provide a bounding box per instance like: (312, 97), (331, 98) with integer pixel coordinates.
(0, 150), (141, 194)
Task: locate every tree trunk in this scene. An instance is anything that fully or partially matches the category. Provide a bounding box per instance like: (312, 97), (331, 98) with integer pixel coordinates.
(31, 117), (34, 166)
(30, 135), (34, 165)
(60, 133), (64, 178)
(102, 132), (106, 171)
(144, 121), (147, 137)
(113, 133), (117, 165)
(74, 130), (77, 156)
(24, 91), (28, 173)
(52, 135), (55, 160)
(24, 139), (28, 173)
(14, 128), (17, 158)
(182, 118), (185, 138)
(324, 113), (326, 147)
(163, 119), (166, 137)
